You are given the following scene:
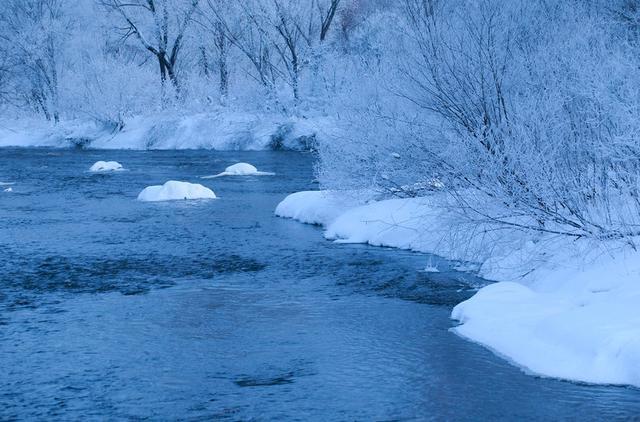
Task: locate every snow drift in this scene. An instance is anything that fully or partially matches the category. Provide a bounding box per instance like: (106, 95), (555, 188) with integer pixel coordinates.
(137, 181), (216, 202)
(275, 190), (640, 388)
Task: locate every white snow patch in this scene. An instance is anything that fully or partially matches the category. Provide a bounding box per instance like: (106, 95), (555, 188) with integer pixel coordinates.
(90, 161), (123, 172)
(452, 245), (640, 387)
(201, 162), (275, 179)
(137, 181), (216, 202)
(275, 191), (363, 226)
(275, 189), (640, 388)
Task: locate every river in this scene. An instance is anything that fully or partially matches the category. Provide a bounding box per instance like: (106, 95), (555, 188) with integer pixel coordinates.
(0, 148), (638, 420)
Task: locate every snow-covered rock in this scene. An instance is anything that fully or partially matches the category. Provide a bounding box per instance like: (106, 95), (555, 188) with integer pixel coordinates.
(202, 162), (275, 178)
(223, 163), (259, 175)
(90, 161), (123, 172)
(137, 181), (216, 202)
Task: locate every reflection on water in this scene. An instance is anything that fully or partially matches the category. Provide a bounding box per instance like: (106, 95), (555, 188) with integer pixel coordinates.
(0, 148), (638, 420)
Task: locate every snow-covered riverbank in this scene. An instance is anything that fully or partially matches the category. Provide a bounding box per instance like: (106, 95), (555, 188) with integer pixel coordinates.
(0, 112), (331, 150)
(276, 190), (640, 388)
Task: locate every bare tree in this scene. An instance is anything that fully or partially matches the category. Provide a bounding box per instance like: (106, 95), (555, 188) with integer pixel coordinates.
(200, 1), (232, 102)
(204, 0), (341, 103)
(101, 0), (200, 102)
(318, 0), (341, 42)
(205, 0), (280, 95)
(268, 0), (342, 101)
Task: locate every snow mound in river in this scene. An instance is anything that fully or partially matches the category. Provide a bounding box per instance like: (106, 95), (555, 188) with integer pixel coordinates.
(202, 162), (275, 178)
(90, 161), (123, 172)
(137, 181), (216, 202)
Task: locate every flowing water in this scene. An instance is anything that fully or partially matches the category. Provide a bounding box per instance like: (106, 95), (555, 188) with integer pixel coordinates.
(0, 148), (638, 420)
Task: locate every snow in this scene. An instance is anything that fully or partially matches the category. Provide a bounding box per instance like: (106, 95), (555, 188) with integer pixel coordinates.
(275, 190), (363, 226)
(202, 162), (275, 178)
(452, 246), (640, 387)
(0, 113), (332, 150)
(90, 161), (123, 172)
(137, 181), (216, 202)
(275, 190), (640, 388)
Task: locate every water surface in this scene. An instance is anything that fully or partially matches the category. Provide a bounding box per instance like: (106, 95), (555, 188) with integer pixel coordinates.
(0, 148), (638, 420)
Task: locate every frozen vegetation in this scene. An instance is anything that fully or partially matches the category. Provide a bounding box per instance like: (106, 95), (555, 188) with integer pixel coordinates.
(137, 181), (216, 202)
(89, 161), (123, 172)
(1, 0), (639, 391)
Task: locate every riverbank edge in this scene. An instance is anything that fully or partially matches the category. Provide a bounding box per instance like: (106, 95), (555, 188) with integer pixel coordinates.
(0, 112), (334, 151)
(275, 190), (640, 389)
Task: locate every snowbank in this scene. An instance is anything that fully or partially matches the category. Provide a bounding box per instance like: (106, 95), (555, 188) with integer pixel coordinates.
(0, 112), (333, 150)
(452, 259), (640, 386)
(275, 190), (640, 388)
(90, 161), (123, 172)
(202, 162), (275, 178)
(137, 181), (216, 202)
(275, 190), (364, 226)
(325, 197), (444, 250)
(279, 191), (479, 262)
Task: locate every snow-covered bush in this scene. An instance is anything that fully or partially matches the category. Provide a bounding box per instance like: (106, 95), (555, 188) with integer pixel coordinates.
(318, 0), (640, 243)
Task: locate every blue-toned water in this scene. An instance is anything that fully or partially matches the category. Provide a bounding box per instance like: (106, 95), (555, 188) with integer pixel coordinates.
(0, 148), (638, 420)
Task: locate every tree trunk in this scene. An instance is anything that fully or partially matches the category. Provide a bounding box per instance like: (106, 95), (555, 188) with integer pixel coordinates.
(200, 46), (210, 78)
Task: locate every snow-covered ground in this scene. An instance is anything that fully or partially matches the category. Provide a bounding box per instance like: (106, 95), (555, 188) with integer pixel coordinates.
(0, 112), (333, 150)
(137, 181), (216, 202)
(275, 190), (640, 388)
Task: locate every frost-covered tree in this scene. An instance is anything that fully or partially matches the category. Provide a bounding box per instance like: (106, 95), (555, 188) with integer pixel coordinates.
(0, 0), (71, 122)
(100, 0), (200, 102)
(204, 0), (343, 104)
(317, 0), (640, 243)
